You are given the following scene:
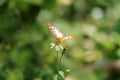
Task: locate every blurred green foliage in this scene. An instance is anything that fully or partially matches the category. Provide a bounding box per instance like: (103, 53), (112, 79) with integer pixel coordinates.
(0, 0), (120, 80)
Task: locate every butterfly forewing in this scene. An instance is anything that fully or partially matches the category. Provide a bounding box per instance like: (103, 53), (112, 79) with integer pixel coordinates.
(47, 22), (73, 41)
(47, 22), (64, 39)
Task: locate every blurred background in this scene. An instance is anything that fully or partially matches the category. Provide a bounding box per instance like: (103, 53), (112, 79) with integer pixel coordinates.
(0, 0), (120, 80)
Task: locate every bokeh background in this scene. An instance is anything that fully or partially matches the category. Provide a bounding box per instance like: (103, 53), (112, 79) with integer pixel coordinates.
(0, 0), (120, 80)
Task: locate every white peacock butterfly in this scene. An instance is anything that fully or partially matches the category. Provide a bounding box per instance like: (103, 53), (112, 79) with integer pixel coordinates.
(47, 22), (73, 42)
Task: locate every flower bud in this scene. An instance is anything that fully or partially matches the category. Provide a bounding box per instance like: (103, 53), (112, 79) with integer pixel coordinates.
(66, 69), (71, 73)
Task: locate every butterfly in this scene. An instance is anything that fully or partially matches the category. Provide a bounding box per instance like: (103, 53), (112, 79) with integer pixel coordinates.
(47, 22), (73, 42)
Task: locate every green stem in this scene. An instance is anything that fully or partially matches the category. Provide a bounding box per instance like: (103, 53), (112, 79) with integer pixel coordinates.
(58, 54), (63, 70)
(56, 51), (65, 80)
(56, 52), (64, 71)
(56, 51), (59, 72)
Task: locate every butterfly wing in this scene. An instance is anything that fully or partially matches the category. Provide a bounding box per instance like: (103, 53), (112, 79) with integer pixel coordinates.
(62, 35), (73, 41)
(47, 22), (64, 40)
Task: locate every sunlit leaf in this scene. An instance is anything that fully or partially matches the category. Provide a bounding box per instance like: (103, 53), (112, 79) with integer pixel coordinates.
(54, 75), (58, 80)
(59, 71), (65, 79)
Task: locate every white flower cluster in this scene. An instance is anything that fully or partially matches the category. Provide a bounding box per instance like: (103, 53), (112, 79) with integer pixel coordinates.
(50, 43), (64, 52)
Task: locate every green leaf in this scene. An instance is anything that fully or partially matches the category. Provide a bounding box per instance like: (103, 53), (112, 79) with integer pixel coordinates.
(59, 71), (65, 79)
(54, 75), (58, 80)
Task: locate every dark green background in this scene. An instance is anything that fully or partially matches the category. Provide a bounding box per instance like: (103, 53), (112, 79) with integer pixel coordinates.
(0, 0), (120, 80)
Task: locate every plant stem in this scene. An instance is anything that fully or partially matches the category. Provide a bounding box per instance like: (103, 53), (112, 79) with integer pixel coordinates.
(58, 53), (63, 70)
(56, 52), (64, 71)
(56, 51), (65, 80)
(56, 51), (59, 72)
